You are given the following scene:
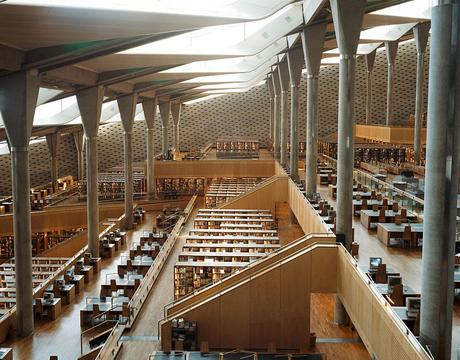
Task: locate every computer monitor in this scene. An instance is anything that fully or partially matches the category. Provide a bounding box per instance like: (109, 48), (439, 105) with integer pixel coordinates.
(369, 257), (382, 271)
(387, 275), (402, 292)
(66, 269), (74, 277)
(43, 292), (54, 302)
(406, 297), (421, 318)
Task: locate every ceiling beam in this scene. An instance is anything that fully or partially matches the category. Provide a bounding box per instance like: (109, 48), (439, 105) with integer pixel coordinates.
(22, 30), (188, 73)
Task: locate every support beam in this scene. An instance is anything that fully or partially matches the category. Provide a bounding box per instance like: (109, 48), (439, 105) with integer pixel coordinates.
(159, 101), (171, 154)
(385, 41), (399, 125)
(171, 102), (182, 152)
(267, 77), (275, 143)
(365, 50), (377, 124)
(73, 131), (85, 181)
(420, 3), (459, 359)
(413, 22), (431, 165)
(46, 132), (60, 185)
(77, 86), (104, 257)
(0, 70), (40, 336)
(272, 68), (281, 158)
(142, 98), (158, 199)
(287, 47), (304, 181)
(330, 0), (366, 325)
(118, 93), (138, 230)
(301, 22), (327, 197)
(278, 59), (290, 167)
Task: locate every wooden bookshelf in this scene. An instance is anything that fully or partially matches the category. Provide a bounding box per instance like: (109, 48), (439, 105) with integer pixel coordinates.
(174, 208), (279, 299)
(78, 172), (145, 201)
(0, 228), (82, 260)
(205, 177), (265, 207)
(216, 138), (259, 159)
(156, 177), (205, 198)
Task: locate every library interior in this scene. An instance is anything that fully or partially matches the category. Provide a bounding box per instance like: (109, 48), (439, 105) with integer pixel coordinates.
(0, 1), (459, 360)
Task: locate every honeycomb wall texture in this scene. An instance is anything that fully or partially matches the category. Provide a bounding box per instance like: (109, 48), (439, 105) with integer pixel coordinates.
(0, 41), (428, 195)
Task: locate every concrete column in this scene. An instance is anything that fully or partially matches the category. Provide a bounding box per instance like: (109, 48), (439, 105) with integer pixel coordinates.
(171, 102), (182, 152)
(287, 47), (304, 180)
(73, 131), (85, 180)
(420, 3), (459, 359)
(77, 86), (104, 257)
(142, 98), (158, 199)
(330, 0), (366, 325)
(159, 101), (171, 154)
(272, 69), (281, 158)
(118, 94), (138, 230)
(278, 60), (290, 168)
(0, 70), (40, 336)
(365, 50), (377, 124)
(413, 22), (431, 165)
(301, 23), (327, 197)
(267, 77), (275, 143)
(46, 132), (60, 185)
(385, 41), (399, 125)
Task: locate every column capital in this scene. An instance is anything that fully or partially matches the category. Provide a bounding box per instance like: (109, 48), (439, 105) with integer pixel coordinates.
(171, 102), (182, 126)
(142, 97), (158, 129)
(301, 22), (327, 77)
(118, 93), (138, 133)
(77, 86), (104, 138)
(159, 101), (171, 126)
(277, 59), (290, 92)
(287, 46), (304, 86)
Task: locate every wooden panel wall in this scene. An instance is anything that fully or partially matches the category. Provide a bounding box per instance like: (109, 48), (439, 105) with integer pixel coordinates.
(336, 247), (431, 360)
(162, 244), (338, 352)
(154, 159), (276, 179)
(355, 124), (427, 145)
(287, 180), (332, 235)
(0, 204), (124, 236)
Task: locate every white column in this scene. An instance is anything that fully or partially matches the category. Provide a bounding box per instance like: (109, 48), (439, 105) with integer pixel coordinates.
(142, 98), (158, 199)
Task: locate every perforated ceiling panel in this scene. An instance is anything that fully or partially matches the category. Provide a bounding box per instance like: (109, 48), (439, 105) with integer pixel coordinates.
(0, 40), (429, 195)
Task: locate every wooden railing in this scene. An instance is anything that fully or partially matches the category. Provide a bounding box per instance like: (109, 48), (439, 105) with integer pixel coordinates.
(337, 246), (432, 360)
(95, 195), (197, 360)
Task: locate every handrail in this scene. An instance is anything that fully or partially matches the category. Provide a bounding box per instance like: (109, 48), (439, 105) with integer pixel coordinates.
(80, 320), (118, 355)
(320, 154), (425, 213)
(218, 175), (288, 209)
(162, 232), (335, 318)
(337, 246), (433, 359)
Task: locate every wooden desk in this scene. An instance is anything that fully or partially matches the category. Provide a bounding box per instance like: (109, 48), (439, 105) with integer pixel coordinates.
(59, 284), (75, 305)
(117, 257), (153, 276)
(353, 191), (373, 200)
(77, 265), (93, 283)
(101, 243), (115, 258)
(70, 274), (85, 293)
(80, 296), (129, 325)
(88, 257), (101, 273)
(0, 348), (12, 360)
(359, 265), (400, 281)
(100, 275), (143, 297)
(374, 283), (419, 300)
(353, 199), (394, 216)
(360, 210), (418, 230)
(392, 306), (417, 333)
(130, 244), (160, 258)
(39, 298), (62, 320)
(376, 223), (424, 247)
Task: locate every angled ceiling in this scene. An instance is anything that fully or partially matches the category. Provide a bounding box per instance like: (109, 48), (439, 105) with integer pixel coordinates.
(0, 0), (432, 142)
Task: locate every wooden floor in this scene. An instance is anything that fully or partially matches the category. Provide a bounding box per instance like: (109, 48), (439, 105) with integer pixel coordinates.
(2, 210), (159, 360)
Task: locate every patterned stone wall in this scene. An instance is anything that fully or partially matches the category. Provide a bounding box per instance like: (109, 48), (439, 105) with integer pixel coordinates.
(0, 40), (429, 195)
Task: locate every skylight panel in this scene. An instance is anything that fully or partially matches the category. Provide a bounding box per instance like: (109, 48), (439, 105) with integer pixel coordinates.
(371, 0), (431, 20)
(6, 0), (295, 19)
